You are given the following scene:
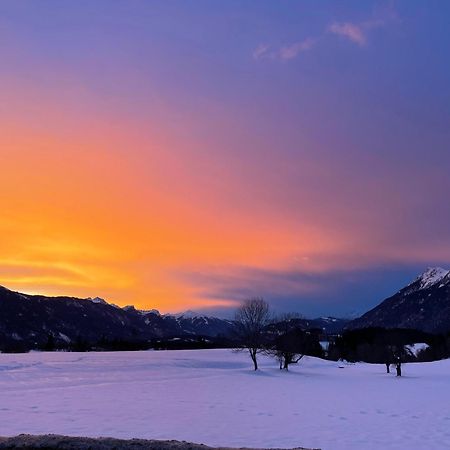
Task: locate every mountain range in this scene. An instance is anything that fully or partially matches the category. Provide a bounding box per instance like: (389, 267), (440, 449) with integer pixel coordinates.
(1, 266), (450, 351)
(0, 285), (349, 351)
(0, 286), (238, 350)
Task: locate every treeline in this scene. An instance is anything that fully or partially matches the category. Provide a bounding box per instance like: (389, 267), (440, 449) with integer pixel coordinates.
(3, 299), (450, 366)
(0, 334), (234, 353)
(327, 327), (450, 363)
(233, 298), (450, 371)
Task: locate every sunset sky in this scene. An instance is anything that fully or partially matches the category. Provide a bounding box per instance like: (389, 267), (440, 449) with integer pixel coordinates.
(1, 1), (449, 317)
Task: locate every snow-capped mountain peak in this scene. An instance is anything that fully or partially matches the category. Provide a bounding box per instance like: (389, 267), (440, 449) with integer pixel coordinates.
(415, 267), (449, 290)
(170, 310), (206, 319)
(87, 297), (108, 305)
(347, 266), (450, 333)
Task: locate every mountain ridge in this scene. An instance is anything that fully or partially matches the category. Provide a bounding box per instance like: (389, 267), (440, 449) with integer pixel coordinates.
(0, 285), (348, 351)
(347, 267), (450, 333)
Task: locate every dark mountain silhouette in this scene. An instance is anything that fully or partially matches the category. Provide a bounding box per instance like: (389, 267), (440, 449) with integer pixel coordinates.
(0, 285), (348, 351)
(347, 267), (450, 333)
(0, 286), (236, 350)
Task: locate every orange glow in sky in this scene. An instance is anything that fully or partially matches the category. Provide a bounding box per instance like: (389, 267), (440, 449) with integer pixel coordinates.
(1, 2), (449, 316)
(0, 78), (347, 311)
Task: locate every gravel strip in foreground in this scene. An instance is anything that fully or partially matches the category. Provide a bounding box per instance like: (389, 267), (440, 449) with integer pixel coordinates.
(0, 435), (319, 450)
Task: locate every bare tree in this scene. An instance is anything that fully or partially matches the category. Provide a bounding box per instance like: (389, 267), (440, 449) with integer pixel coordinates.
(266, 314), (324, 370)
(233, 297), (271, 370)
(266, 313), (302, 370)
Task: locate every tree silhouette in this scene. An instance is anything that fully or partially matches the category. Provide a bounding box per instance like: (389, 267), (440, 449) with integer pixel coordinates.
(233, 298), (271, 370)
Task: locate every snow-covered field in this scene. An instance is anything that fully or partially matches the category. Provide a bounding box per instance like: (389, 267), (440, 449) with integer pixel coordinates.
(1, 349), (449, 450)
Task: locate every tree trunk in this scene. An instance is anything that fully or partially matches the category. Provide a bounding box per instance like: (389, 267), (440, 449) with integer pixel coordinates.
(386, 363), (390, 373)
(250, 349), (258, 370)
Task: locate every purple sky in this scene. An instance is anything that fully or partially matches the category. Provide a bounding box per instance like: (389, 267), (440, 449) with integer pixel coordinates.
(0, 1), (449, 317)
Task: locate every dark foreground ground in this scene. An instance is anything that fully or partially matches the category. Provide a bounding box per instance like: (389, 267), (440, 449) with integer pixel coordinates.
(0, 435), (318, 450)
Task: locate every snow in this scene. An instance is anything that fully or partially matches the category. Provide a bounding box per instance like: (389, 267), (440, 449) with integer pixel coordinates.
(87, 297), (108, 305)
(414, 267), (449, 290)
(58, 332), (71, 343)
(405, 343), (429, 357)
(169, 310), (210, 319)
(1, 349), (450, 450)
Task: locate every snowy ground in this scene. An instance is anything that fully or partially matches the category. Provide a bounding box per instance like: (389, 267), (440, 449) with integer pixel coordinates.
(1, 349), (449, 450)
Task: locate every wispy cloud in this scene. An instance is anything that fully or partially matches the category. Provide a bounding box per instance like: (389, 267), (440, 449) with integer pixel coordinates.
(254, 8), (397, 61)
(252, 44), (271, 60)
(328, 22), (366, 46)
(253, 38), (316, 61)
(279, 38), (316, 60)
(328, 10), (396, 47)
